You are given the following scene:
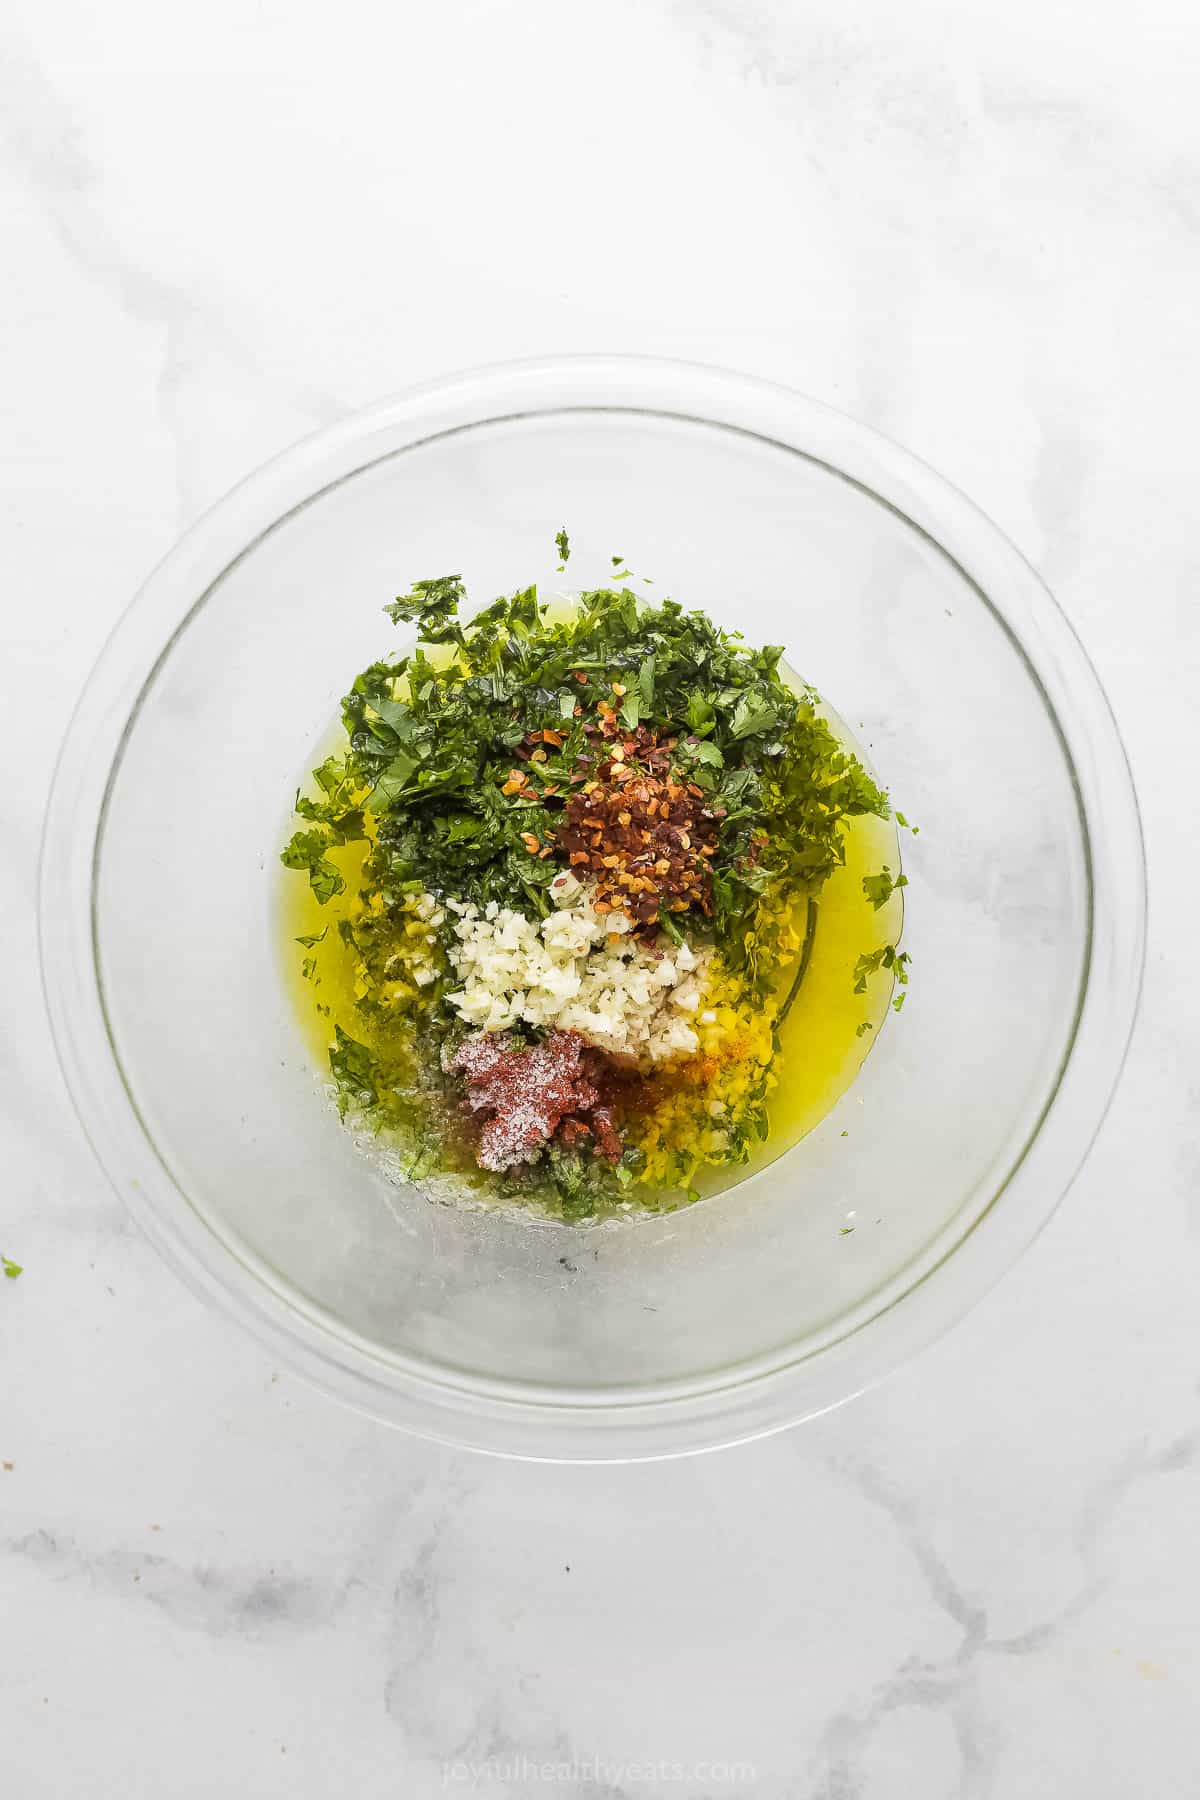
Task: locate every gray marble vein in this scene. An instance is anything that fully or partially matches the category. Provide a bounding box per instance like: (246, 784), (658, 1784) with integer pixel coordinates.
(804, 1426), (1200, 1797)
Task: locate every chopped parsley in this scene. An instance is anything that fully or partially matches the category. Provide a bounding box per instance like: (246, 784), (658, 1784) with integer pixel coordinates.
(280, 830), (347, 905)
(328, 1026), (380, 1111)
(852, 943), (911, 995)
(861, 866), (908, 911)
(2, 1256), (21, 1280)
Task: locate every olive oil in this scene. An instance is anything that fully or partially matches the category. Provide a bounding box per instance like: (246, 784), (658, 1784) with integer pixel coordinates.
(762, 802), (901, 1164)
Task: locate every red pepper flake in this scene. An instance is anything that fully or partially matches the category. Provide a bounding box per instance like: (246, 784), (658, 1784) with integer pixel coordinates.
(556, 726), (719, 927)
(498, 714), (723, 930)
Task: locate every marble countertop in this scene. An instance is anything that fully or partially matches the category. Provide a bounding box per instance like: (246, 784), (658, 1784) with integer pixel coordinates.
(3, 1), (1197, 1793)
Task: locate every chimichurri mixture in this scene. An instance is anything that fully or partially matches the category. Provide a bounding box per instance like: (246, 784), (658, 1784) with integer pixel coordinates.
(281, 543), (909, 1221)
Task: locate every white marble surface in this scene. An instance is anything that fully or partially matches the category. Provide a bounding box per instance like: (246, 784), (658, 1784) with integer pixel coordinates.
(2, 1), (1198, 1792)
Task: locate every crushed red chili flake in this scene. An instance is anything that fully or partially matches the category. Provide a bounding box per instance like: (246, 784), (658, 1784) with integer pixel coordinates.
(448, 1030), (625, 1171)
(558, 731), (722, 927)
(501, 710), (725, 928)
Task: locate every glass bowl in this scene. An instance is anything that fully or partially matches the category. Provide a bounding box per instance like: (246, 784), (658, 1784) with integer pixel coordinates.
(39, 357), (1145, 1461)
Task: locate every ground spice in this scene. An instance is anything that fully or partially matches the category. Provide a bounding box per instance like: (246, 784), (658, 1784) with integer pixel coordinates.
(448, 1030), (625, 1171)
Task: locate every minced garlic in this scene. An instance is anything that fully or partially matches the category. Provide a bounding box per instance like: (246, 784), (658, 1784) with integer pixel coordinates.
(443, 872), (708, 1062)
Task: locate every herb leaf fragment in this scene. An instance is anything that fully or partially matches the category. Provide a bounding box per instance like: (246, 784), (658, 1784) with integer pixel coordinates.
(852, 943), (912, 995)
(862, 866), (908, 911)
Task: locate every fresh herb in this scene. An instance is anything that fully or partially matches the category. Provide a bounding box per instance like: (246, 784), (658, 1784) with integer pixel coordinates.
(861, 866), (908, 911)
(728, 690), (779, 742)
(366, 749), (420, 812)
(384, 574), (467, 641)
(280, 830), (346, 905)
(328, 1026), (379, 1110)
(852, 943), (911, 995)
(555, 528), (570, 566)
(295, 926), (328, 948)
(2, 1256), (21, 1280)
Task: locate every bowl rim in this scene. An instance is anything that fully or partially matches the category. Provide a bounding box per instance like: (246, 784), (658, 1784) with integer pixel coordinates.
(38, 353), (1147, 1460)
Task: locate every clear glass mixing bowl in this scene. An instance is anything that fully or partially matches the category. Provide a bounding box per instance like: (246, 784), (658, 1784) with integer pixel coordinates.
(39, 358), (1145, 1460)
